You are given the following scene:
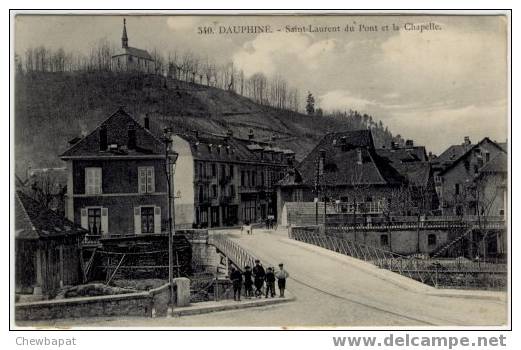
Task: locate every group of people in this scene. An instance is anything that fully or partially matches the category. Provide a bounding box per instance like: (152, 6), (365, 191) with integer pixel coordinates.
(229, 260), (289, 301)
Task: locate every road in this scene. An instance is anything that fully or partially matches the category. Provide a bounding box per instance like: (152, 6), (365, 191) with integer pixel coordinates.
(25, 228), (508, 328)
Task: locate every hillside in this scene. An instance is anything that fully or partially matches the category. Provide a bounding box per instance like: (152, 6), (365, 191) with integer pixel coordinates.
(15, 71), (384, 173)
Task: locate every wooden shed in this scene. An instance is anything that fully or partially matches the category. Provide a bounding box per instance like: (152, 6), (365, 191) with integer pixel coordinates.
(15, 191), (87, 298)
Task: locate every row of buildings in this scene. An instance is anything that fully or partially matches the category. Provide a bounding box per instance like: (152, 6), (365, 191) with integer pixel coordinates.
(59, 108), (294, 236)
(53, 107), (506, 239)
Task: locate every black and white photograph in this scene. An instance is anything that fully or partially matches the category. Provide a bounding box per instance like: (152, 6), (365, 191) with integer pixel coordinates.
(10, 10), (510, 331)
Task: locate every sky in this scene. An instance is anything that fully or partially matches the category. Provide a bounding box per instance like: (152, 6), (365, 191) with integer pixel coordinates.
(15, 14), (508, 154)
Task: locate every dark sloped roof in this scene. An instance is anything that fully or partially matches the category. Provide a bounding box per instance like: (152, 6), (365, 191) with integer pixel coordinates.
(439, 137), (506, 176)
(376, 146), (428, 163)
(479, 152), (507, 174)
(176, 131), (294, 165)
(294, 130), (405, 187)
(60, 108), (165, 158)
(112, 46), (153, 60)
(392, 162), (432, 187)
(376, 147), (431, 187)
(15, 191), (87, 240)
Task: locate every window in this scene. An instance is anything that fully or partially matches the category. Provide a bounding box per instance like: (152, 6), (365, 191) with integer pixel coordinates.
(141, 207), (155, 234)
(230, 185), (235, 198)
(251, 172), (256, 187)
(380, 234), (389, 246)
(485, 152), (491, 162)
(241, 171), (245, 186)
(212, 184), (218, 198)
(211, 163), (217, 177)
(455, 183), (460, 195)
(88, 208), (101, 234)
(365, 196), (373, 203)
(138, 167), (155, 193)
(428, 234), (437, 246)
(229, 165), (234, 178)
(221, 164), (226, 180)
(85, 167), (102, 194)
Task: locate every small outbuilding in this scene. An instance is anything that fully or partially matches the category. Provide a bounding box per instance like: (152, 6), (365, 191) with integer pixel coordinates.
(15, 191), (87, 299)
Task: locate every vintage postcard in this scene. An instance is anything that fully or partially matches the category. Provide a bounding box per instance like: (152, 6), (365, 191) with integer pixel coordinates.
(11, 11), (510, 329)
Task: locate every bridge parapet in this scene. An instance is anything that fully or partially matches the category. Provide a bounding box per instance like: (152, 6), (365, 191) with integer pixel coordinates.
(209, 234), (261, 271)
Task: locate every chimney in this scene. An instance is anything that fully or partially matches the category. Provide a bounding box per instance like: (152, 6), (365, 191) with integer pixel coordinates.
(356, 148), (363, 164)
(464, 136), (471, 146)
(248, 129), (254, 141)
(288, 168), (295, 183)
(99, 125), (108, 151)
(319, 150), (326, 175)
(405, 139), (414, 147)
(144, 115), (150, 130)
(128, 124), (136, 150)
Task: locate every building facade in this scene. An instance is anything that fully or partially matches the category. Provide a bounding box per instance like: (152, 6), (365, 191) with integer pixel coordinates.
(111, 19), (155, 73)
(60, 108), (172, 237)
(171, 130), (295, 228)
(277, 130), (409, 223)
(435, 138), (506, 216)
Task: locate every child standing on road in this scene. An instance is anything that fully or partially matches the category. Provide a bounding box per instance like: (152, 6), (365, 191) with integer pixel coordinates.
(264, 267), (276, 298)
(275, 263), (289, 297)
(243, 265), (253, 298)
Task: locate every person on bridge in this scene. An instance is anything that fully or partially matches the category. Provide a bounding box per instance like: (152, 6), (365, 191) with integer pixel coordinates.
(230, 266), (243, 301)
(243, 265), (253, 298)
(275, 263), (289, 297)
(264, 267), (276, 298)
(252, 259), (266, 298)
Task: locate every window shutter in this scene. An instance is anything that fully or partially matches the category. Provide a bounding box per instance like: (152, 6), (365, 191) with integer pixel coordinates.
(147, 167), (155, 193)
(80, 209), (88, 230)
(95, 168), (102, 194)
(154, 207), (162, 234)
(101, 208), (109, 235)
(134, 207), (141, 234)
(138, 168), (147, 193)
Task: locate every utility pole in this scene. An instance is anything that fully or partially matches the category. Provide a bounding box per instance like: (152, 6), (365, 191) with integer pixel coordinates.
(163, 128), (178, 313)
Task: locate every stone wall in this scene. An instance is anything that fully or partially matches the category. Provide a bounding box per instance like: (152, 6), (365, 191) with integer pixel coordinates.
(16, 292), (152, 321)
(327, 229), (449, 255)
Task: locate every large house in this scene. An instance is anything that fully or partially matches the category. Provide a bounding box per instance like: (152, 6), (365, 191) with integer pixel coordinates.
(434, 137), (506, 216)
(171, 129), (295, 228)
(60, 108), (171, 237)
(277, 130), (409, 222)
(111, 19), (155, 73)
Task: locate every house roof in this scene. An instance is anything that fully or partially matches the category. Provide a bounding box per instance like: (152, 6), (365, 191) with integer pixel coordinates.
(392, 162), (432, 187)
(112, 46), (154, 61)
(439, 137), (507, 176)
(376, 147), (431, 187)
(15, 191), (87, 240)
(60, 108), (165, 159)
(376, 146), (428, 163)
(176, 131), (295, 165)
(479, 152), (507, 174)
(292, 130), (405, 187)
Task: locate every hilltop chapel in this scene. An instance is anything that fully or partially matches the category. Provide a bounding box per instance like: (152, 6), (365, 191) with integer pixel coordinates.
(111, 19), (155, 73)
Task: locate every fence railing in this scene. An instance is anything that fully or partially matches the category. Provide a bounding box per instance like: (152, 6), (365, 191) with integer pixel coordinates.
(289, 227), (507, 290)
(209, 234), (260, 271)
(288, 215), (506, 231)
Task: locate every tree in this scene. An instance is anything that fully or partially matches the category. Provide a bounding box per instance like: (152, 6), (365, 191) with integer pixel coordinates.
(306, 92), (315, 115)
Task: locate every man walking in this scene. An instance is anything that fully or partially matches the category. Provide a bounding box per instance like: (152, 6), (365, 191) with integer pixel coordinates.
(230, 266), (243, 301)
(252, 259), (265, 298)
(265, 267), (276, 298)
(275, 263), (290, 297)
